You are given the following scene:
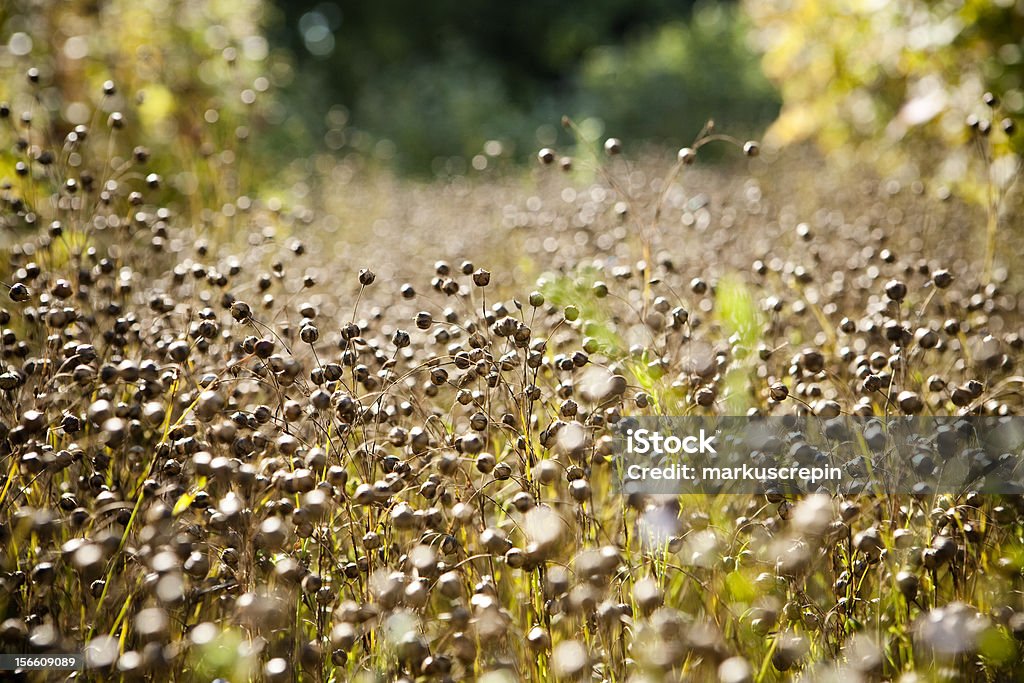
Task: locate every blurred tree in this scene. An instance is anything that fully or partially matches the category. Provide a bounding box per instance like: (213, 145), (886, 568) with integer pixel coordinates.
(271, 0), (700, 107)
(745, 0), (1024, 199)
(576, 4), (778, 145)
(270, 0), (779, 172)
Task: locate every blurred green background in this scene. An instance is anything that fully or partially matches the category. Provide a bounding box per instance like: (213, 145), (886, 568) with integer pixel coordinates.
(270, 0), (779, 173)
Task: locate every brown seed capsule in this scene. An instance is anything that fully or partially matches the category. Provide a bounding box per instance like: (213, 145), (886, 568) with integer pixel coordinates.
(472, 269), (491, 287)
(743, 141), (760, 157)
(951, 386), (972, 407)
(815, 400), (841, 418)
(527, 626), (550, 650)
(569, 478), (591, 501)
(695, 386), (716, 407)
(916, 328), (938, 349)
(932, 269), (954, 289)
(800, 349), (825, 373)
(897, 390), (923, 414)
(771, 635), (808, 672)
(475, 453), (495, 474)
(537, 148), (555, 165)
(885, 279), (907, 302)
(854, 527), (884, 555)
(230, 301), (252, 322)
(9, 283), (30, 302)
(677, 147), (696, 165)
(505, 547), (526, 568)
(167, 340), (190, 362)
(604, 138), (622, 155)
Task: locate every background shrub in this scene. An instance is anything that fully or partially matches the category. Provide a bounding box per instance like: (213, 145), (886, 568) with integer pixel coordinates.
(745, 0), (1023, 199)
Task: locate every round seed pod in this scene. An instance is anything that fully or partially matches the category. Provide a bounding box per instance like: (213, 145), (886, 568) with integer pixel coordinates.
(569, 478), (591, 502)
(854, 527), (884, 556)
(527, 626), (550, 651)
(897, 391), (923, 414)
(862, 374), (882, 392)
(916, 328), (938, 349)
(475, 453), (495, 474)
(494, 462), (512, 480)
(896, 570), (919, 600)
(9, 283), (30, 302)
(885, 279), (908, 302)
(932, 269), (954, 288)
(695, 387), (716, 407)
(472, 269), (491, 287)
(951, 386), (973, 407)
(771, 635), (808, 671)
(505, 547), (526, 568)
(1008, 612), (1024, 640)
(800, 349), (825, 373)
(230, 301), (252, 321)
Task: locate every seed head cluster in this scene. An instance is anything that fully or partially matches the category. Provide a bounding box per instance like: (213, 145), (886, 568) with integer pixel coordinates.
(1, 38), (1024, 683)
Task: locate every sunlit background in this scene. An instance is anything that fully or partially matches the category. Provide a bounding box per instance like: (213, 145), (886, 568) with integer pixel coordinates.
(2, 0), (1022, 186)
